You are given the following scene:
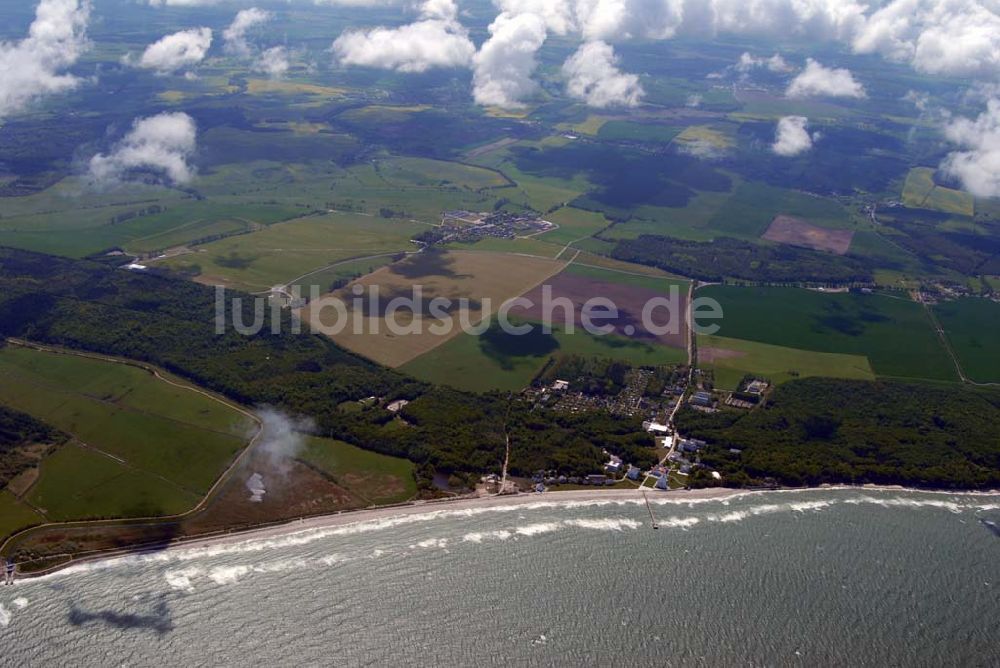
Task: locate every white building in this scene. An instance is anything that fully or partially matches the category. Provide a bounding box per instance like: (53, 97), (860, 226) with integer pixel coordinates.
(644, 421), (670, 435)
(386, 399), (410, 413)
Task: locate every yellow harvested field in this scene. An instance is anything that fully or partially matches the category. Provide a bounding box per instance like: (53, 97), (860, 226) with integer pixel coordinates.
(902, 167), (974, 217)
(304, 250), (566, 367)
(675, 125), (735, 149)
(245, 79), (348, 97)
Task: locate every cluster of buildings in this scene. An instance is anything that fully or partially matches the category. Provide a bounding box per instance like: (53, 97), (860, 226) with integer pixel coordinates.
(530, 370), (684, 424)
(417, 210), (555, 246)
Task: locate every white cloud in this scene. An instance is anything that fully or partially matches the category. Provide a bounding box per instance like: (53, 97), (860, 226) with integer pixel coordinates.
(473, 11), (548, 108)
(489, 0), (1000, 81)
(736, 52), (794, 73)
(89, 113), (198, 186)
(147, 0), (221, 5)
(940, 99), (1000, 198)
(139, 28), (213, 75)
(786, 58), (865, 99)
(562, 41), (643, 108)
(0, 0), (91, 119)
(224, 8), (272, 58)
(332, 0), (474, 73)
(772, 116), (817, 156)
(852, 0), (1000, 78)
(254, 47), (290, 78)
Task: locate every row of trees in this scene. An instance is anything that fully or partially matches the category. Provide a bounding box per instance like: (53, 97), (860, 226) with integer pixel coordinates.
(613, 235), (873, 284)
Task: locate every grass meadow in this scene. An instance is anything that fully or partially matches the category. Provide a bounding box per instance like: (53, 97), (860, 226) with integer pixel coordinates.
(0, 347), (252, 528)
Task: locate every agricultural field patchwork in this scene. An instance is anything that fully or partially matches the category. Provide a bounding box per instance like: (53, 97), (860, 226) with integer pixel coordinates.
(157, 212), (425, 291)
(403, 321), (686, 393)
(510, 266), (691, 350)
(698, 286), (958, 382)
(304, 249), (566, 368)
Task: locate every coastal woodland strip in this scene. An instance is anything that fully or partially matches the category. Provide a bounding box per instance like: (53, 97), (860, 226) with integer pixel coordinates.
(677, 378), (1000, 489)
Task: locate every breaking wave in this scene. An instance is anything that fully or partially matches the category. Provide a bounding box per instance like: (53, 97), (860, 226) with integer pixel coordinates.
(23, 489), (999, 587)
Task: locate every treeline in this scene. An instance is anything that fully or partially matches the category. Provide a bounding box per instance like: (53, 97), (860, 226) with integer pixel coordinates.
(676, 377), (1000, 490)
(0, 405), (66, 487)
(612, 235), (873, 284)
(0, 247), (646, 477)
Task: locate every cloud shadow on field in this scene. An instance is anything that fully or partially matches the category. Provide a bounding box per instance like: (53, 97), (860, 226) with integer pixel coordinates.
(389, 248), (465, 279)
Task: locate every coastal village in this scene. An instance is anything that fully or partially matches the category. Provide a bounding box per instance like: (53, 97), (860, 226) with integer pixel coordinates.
(476, 364), (771, 496)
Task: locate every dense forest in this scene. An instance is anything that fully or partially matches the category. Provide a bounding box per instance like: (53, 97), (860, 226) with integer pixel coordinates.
(677, 378), (1000, 490)
(0, 247), (644, 477)
(0, 404), (66, 487)
(612, 235), (874, 284)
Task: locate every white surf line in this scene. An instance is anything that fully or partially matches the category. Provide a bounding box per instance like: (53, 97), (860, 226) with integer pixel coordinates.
(13, 484), (1000, 582)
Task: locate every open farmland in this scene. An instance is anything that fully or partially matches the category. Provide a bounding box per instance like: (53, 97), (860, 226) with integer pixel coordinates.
(403, 320), (686, 393)
(699, 286), (958, 382)
(933, 298), (1000, 384)
(508, 266), (691, 350)
(304, 249), (566, 367)
(157, 212), (425, 291)
(902, 167), (975, 217)
(699, 334), (876, 390)
(763, 215), (855, 255)
(0, 345), (253, 534)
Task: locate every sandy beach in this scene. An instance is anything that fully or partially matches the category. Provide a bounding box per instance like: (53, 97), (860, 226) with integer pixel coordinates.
(15, 484), (999, 580)
(166, 487), (745, 553)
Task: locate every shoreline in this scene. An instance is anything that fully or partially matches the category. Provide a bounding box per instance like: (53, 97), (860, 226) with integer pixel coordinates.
(10, 484), (999, 582)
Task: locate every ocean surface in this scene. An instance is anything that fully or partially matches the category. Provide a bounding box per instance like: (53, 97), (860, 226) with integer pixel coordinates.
(1, 489), (998, 666)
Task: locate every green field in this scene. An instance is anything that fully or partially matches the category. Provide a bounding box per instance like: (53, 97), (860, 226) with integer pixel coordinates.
(902, 167), (975, 217)
(377, 157), (510, 190)
(538, 207), (611, 245)
(0, 490), (44, 540)
(699, 286), (958, 382)
(699, 334), (876, 390)
(27, 443), (200, 521)
(299, 436), (417, 506)
(159, 212), (425, 291)
(604, 179), (855, 242)
(597, 121), (682, 143)
(0, 176), (307, 258)
(934, 298), (1000, 384)
(707, 182), (855, 237)
(402, 321), (686, 393)
(0, 346), (252, 528)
